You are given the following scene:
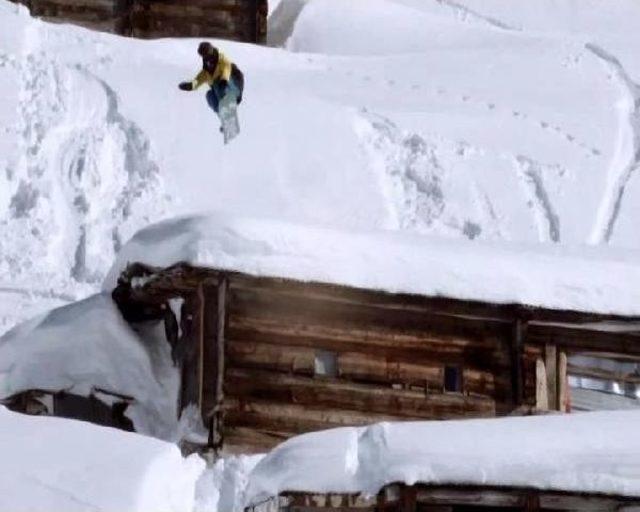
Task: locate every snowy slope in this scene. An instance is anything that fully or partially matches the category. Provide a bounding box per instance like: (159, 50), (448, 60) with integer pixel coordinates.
(1, 0), (640, 333)
(0, 405), (204, 512)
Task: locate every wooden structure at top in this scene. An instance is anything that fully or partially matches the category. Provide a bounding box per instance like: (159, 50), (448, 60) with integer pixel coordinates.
(247, 483), (640, 512)
(113, 263), (640, 453)
(9, 0), (268, 43)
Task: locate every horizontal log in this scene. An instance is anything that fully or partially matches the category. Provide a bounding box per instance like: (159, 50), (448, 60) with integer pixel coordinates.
(225, 368), (498, 419)
(227, 317), (511, 370)
(225, 340), (511, 402)
(229, 286), (513, 342)
(527, 324), (640, 357)
(223, 398), (401, 435)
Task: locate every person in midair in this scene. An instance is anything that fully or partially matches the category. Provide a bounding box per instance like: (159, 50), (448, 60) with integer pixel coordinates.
(178, 42), (244, 115)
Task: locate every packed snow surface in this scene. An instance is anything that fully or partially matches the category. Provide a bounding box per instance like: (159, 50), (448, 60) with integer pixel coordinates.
(0, 293), (180, 439)
(1, 0), (640, 332)
(106, 213), (640, 316)
(0, 405), (204, 512)
(245, 410), (640, 504)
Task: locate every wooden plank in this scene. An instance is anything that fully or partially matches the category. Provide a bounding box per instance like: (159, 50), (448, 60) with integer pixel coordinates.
(225, 368), (498, 419)
(535, 357), (549, 410)
(179, 293), (201, 412)
(415, 487), (524, 507)
(545, 344), (557, 411)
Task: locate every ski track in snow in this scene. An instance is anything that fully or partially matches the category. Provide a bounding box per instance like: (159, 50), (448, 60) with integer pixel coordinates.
(585, 43), (640, 244)
(4, 22), (169, 296)
(357, 110), (564, 243)
(513, 155), (561, 243)
(433, 0), (520, 31)
(356, 111), (447, 234)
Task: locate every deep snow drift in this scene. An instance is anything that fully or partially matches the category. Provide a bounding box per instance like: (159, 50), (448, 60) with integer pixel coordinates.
(0, 405), (204, 512)
(0, 293), (181, 439)
(245, 410), (640, 505)
(106, 213), (640, 316)
(1, 0), (640, 333)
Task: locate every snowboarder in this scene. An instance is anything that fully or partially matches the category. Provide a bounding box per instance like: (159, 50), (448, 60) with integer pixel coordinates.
(179, 42), (245, 143)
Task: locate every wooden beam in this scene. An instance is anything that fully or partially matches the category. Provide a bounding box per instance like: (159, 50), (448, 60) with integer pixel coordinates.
(528, 324), (640, 357)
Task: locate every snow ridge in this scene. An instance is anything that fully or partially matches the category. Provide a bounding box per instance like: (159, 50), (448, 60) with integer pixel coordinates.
(586, 43), (640, 244)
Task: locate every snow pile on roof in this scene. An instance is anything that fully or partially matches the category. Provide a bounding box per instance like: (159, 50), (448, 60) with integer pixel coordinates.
(105, 213), (640, 316)
(0, 293), (180, 439)
(0, 405), (204, 512)
(2, 0), (640, 333)
(245, 411), (640, 505)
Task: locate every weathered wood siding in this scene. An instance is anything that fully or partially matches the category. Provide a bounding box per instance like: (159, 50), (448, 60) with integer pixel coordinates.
(9, 0), (268, 42)
(113, 263), (640, 453)
(218, 276), (518, 452)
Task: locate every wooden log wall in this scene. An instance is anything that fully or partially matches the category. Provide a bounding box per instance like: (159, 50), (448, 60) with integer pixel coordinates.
(9, 0), (268, 43)
(219, 275), (518, 453)
(113, 263), (640, 453)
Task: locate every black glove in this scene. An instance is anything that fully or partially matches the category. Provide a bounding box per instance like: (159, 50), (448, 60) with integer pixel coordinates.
(178, 82), (193, 91)
(237, 93), (242, 105)
(218, 79), (229, 96)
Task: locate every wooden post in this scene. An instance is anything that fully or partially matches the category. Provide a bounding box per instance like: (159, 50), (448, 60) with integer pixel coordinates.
(201, 275), (229, 451)
(535, 357), (549, 410)
(545, 344), (557, 410)
(197, 283), (205, 412)
(557, 350), (568, 412)
(511, 319), (525, 407)
(212, 276), (228, 451)
(401, 486), (417, 512)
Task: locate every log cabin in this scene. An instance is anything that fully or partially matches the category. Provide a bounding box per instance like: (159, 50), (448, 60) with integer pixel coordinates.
(111, 253), (640, 453)
(8, 0), (268, 42)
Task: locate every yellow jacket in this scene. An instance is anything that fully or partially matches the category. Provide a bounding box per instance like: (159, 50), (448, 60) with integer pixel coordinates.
(190, 52), (233, 89)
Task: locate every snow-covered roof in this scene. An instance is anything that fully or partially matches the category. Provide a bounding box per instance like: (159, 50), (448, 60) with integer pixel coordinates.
(105, 213), (640, 316)
(0, 293), (180, 439)
(244, 411), (640, 505)
(0, 406), (204, 512)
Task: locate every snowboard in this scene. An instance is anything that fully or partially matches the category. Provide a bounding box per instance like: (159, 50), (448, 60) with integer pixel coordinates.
(218, 91), (240, 144)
